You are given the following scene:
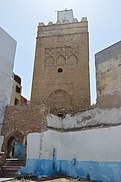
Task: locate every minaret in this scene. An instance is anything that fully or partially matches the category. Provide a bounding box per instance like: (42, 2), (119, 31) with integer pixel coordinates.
(31, 9), (90, 115)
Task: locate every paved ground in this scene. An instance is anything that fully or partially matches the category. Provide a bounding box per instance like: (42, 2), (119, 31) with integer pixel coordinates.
(0, 177), (91, 182)
(0, 178), (70, 182)
(0, 178), (14, 182)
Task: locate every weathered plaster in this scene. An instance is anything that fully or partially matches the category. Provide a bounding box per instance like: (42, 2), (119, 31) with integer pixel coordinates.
(27, 125), (121, 161)
(96, 55), (121, 95)
(20, 124), (121, 181)
(47, 107), (121, 130)
(18, 105), (121, 182)
(96, 41), (121, 108)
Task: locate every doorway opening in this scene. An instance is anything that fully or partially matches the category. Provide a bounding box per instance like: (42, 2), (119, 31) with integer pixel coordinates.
(6, 133), (24, 159)
(7, 137), (15, 158)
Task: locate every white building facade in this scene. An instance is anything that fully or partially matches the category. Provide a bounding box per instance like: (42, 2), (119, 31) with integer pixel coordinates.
(0, 27), (16, 137)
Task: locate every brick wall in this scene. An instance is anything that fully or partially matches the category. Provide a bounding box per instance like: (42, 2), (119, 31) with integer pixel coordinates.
(1, 105), (49, 160)
(31, 18), (90, 114)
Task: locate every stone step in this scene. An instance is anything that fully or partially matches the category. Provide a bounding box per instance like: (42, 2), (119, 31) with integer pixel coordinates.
(2, 165), (21, 170)
(3, 161), (23, 166)
(1, 158), (23, 177)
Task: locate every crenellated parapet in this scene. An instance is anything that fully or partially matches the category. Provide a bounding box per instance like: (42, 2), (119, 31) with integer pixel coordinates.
(38, 17), (88, 37)
(39, 17), (87, 26)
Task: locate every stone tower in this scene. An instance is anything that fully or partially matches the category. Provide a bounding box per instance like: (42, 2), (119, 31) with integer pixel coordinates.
(31, 9), (90, 115)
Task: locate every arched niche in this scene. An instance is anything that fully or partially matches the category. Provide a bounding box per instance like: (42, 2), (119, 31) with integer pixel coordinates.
(47, 89), (73, 115)
(66, 54), (78, 65)
(56, 55), (66, 66)
(45, 56), (55, 66)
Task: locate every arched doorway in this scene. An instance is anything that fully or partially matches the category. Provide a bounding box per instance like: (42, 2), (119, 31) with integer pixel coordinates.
(7, 137), (15, 158)
(6, 132), (24, 159)
(47, 89), (73, 115)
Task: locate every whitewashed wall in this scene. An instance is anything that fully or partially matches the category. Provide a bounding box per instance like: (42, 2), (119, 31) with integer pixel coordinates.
(0, 27), (16, 134)
(23, 123), (121, 181)
(27, 124), (121, 162)
(27, 133), (43, 159)
(47, 107), (121, 129)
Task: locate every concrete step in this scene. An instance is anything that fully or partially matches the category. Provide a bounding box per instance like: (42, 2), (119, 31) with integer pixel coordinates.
(1, 158), (23, 177)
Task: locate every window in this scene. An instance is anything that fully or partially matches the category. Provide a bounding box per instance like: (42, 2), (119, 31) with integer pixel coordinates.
(58, 113), (64, 117)
(14, 74), (21, 84)
(16, 85), (21, 93)
(14, 98), (19, 105)
(58, 68), (63, 73)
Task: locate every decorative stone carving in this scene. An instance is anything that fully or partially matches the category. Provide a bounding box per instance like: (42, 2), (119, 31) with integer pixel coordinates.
(56, 55), (66, 65)
(45, 46), (79, 66)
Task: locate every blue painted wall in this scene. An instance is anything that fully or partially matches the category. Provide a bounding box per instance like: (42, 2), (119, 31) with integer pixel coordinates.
(19, 158), (121, 182)
(14, 144), (24, 159)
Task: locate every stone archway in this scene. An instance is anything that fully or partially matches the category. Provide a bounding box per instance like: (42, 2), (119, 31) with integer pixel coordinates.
(6, 131), (24, 159)
(47, 89), (73, 115)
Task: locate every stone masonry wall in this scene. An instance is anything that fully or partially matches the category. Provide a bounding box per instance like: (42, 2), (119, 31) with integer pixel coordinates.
(31, 18), (90, 114)
(1, 105), (48, 157)
(96, 55), (121, 108)
(95, 41), (121, 108)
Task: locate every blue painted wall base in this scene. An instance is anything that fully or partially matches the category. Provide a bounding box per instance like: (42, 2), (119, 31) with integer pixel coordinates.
(14, 144), (24, 159)
(19, 158), (121, 182)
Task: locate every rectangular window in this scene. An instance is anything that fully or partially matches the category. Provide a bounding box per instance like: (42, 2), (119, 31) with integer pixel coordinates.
(16, 85), (21, 93)
(14, 98), (19, 105)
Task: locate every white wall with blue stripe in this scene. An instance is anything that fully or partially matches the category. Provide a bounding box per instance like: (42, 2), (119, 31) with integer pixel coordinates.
(20, 124), (121, 182)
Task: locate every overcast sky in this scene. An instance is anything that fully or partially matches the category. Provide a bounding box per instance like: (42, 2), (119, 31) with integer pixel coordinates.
(0, 0), (121, 104)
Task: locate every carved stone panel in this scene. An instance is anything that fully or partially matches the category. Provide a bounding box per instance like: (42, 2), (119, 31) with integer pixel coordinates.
(45, 46), (79, 66)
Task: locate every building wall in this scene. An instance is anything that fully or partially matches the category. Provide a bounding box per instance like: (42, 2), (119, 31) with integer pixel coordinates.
(21, 95), (27, 105)
(10, 74), (28, 106)
(0, 27), (16, 134)
(10, 74), (22, 106)
(57, 9), (74, 23)
(95, 41), (121, 108)
(1, 105), (48, 156)
(31, 15), (90, 115)
(47, 107), (121, 129)
(20, 125), (121, 182)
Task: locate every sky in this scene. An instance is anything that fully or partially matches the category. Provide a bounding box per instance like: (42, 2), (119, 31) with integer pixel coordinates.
(0, 0), (121, 104)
